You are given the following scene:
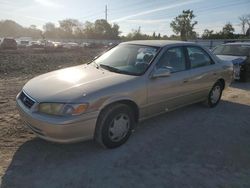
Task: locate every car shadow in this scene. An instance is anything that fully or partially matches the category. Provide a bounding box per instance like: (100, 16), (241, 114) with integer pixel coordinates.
(230, 81), (250, 91)
(1, 100), (250, 188)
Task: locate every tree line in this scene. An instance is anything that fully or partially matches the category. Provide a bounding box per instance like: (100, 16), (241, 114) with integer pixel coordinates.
(170, 10), (250, 40)
(0, 20), (41, 39)
(43, 19), (120, 39)
(0, 10), (249, 40)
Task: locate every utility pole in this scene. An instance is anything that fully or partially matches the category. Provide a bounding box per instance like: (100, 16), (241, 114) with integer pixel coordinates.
(105, 5), (107, 21)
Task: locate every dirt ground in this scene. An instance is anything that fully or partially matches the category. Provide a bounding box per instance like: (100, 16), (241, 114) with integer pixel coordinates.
(0, 49), (250, 188)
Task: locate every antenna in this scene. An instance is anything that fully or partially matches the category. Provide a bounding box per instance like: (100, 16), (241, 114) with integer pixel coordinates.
(105, 5), (108, 21)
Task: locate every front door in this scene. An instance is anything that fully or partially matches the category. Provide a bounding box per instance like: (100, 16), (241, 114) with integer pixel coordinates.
(146, 46), (192, 118)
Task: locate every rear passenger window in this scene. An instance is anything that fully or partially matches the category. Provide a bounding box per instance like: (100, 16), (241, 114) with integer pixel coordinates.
(187, 47), (213, 68)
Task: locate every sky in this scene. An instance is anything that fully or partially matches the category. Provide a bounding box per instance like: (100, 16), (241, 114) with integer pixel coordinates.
(0, 0), (250, 36)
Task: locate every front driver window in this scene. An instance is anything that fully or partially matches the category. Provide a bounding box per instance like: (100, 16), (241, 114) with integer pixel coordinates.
(156, 47), (186, 73)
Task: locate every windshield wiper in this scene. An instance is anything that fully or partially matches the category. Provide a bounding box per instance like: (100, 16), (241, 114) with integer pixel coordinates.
(99, 64), (137, 75)
(99, 64), (124, 73)
(91, 61), (100, 69)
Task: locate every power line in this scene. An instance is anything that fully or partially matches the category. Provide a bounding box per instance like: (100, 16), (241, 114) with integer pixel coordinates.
(134, 0), (249, 21)
(79, 11), (104, 21)
(109, 0), (248, 21)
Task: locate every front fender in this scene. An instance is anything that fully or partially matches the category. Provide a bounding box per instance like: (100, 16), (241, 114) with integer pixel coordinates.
(98, 95), (138, 111)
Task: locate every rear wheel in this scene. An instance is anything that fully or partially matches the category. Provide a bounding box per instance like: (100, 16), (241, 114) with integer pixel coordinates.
(205, 81), (223, 108)
(95, 104), (135, 148)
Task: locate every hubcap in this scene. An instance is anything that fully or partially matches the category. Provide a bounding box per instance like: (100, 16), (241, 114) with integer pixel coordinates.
(210, 85), (221, 104)
(108, 114), (130, 142)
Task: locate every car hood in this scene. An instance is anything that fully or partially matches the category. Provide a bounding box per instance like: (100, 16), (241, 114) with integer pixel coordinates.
(216, 55), (247, 65)
(23, 64), (136, 102)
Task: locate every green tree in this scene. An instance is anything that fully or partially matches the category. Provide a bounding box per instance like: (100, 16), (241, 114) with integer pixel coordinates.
(157, 33), (161, 39)
(239, 15), (249, 34)
(83, 21), (95, 38)
(43, 22), (56, 32)
(110, 23), (121, 39)
(126, 27), (155, 40)
(43, 22), (63, 39)
(29, 25), (37, 30)
(222, 22), (235, 35)
(202, 29), (214, 39)
(170, 9), (198, 40)
(152, 32), (156, 39)
(0, 20), (42, 38)
(94, 19), (112, 39)
(162, 35), (168, 39)
(82, 20), (120, 39)
(0, 20), (24, 37)
(221, 22), (235, 38)
(127, 27), (145, 40)
(59, 19), (80, 36)
(94, 19), (121, 39)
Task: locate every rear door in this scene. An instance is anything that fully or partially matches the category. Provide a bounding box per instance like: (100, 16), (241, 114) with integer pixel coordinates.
(185, 46), (219, 101)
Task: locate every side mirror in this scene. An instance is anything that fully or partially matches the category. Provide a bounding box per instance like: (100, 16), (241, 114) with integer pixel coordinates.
(151, 68), (171, 78)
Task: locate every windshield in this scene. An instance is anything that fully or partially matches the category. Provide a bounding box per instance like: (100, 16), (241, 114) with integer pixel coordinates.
(94, 44), (160, 75)
(213, 44), (250, 56)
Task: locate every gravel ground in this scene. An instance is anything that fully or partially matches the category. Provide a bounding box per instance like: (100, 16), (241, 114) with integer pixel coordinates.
(0, 50), (250, 188)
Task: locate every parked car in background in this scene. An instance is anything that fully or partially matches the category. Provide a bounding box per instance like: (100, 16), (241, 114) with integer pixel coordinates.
(28, 41), (44, 48)
(44, 40), (55, 50)
(52, 42), (63, 49)
(63, 42), (79, 49)
(17, 40), (30, 48)
(16, 40), (233, 148)
(213, 42), (250, 81)
(38, 39), (46, 47)
(80, 42), (90, 48)
(0, 38), (17, 50)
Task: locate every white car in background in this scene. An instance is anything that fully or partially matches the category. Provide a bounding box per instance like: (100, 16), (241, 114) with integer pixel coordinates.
(63, 42), (79, 49)
(80, 42), (90, 48)
(52, 42), (63, 48)
(213, 42), (250, 81)
(17, 40), (30, 48)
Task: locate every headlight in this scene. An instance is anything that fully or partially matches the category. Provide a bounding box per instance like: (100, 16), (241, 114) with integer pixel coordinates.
(38, 103), (88, 116)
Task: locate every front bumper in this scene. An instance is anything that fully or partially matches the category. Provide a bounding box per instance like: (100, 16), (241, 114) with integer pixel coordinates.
(16, 95), (99, 143)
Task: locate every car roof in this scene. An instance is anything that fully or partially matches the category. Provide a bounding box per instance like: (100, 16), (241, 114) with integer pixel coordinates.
(222, 42), (250, 46)
(122, 40), (194, 47)
(3, 37), (15, 40)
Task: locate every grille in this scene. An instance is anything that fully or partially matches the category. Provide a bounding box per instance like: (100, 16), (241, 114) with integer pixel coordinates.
(19, 91), (35, 108)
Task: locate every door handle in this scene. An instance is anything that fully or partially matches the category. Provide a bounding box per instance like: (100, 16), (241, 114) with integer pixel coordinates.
(183, 80), (189, 83)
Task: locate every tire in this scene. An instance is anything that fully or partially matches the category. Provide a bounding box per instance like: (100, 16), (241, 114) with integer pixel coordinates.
(95, 103), (135, 148)
(246, 64), (250, 82)
(205, 81), (223, 108)
(239, 65), (246, 82)
(239, 64), (250, 82)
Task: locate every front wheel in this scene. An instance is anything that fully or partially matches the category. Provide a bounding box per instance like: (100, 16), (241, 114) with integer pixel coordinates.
(95, 104), (135, 148)
(205, 81), (223, 108)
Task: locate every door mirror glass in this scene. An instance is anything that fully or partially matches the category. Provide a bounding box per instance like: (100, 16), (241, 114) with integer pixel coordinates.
(151, 68), (171, 78)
